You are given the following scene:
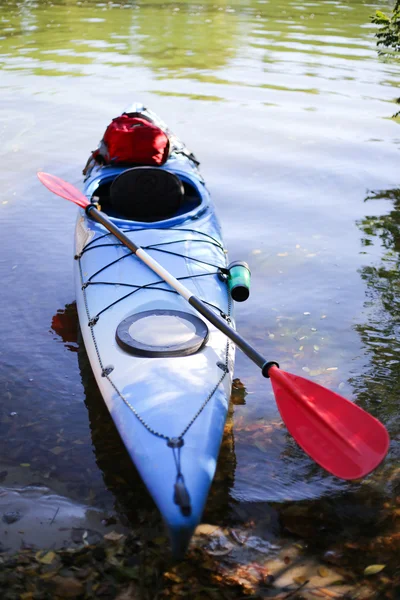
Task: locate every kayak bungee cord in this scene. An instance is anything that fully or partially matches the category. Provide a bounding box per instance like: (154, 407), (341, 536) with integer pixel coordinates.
(76, 223), (232, 516)
(77, 230), (230, 326)
(83, 276), (227, 325)
(78, 239), (227, 276)
(78, 225), (225, 251)
(38, 171), (390, 483)
(77, 233), (226, 284)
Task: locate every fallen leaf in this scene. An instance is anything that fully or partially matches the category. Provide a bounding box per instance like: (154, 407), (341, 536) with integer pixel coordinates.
(40, 571), (59, 580)
(293, 575), (308, 585)
(319, 588), (341, 598)
(195, 523), (219, 536)
(207, 547), (232, 556)
(164, 572), (183, 583)
(35, 550), (56, 564)
(104, 531), (126, 543)
(318, 566), (329, 577)
(364, 564), (386, 576)
(344, 542), (359, 549)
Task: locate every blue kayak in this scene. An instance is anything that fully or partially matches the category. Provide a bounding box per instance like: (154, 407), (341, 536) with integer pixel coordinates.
(74, 104), (235, 557)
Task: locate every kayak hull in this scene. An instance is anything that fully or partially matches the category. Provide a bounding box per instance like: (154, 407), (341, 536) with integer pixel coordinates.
(74, 108), (235, 556)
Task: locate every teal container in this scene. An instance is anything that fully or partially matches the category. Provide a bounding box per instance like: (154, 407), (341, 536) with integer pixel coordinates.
(227, 261), (251, 302)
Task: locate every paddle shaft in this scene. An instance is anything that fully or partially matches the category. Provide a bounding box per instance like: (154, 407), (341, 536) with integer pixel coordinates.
(87, 205), (273, 374)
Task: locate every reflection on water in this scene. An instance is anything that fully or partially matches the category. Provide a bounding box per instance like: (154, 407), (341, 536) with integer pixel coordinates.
(353, 189), (400, 447)
(0, 0), (239, 77)
(0, 0), (400, 581)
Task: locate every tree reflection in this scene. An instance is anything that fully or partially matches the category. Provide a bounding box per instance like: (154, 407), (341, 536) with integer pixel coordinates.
(131, 0), (238, 74)
(0, 0), (238, 76)
(353, 188), (400, 458)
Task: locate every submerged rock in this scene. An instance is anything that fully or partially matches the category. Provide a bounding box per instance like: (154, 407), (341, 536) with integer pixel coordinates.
(2, 511), (22, 524)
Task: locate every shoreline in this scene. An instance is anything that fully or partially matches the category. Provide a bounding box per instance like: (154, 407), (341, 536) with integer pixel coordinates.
(1, 515), (398, 599)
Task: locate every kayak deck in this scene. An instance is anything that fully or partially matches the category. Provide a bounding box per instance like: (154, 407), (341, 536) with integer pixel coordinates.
(76, 146), (235, 556)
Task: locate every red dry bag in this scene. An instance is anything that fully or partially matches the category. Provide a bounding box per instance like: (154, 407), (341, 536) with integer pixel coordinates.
(94, 114), (170, 167)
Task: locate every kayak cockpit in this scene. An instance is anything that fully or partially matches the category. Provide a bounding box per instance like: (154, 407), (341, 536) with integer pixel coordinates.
(87, 165), (206, 225)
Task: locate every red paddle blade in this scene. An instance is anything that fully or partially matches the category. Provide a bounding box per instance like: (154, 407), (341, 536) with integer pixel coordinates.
(37, 172), (89, 209)
(268, 367), (390, 480)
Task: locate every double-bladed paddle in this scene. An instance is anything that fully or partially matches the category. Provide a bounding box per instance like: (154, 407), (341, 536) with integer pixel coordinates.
(37, 171), (390, 480)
